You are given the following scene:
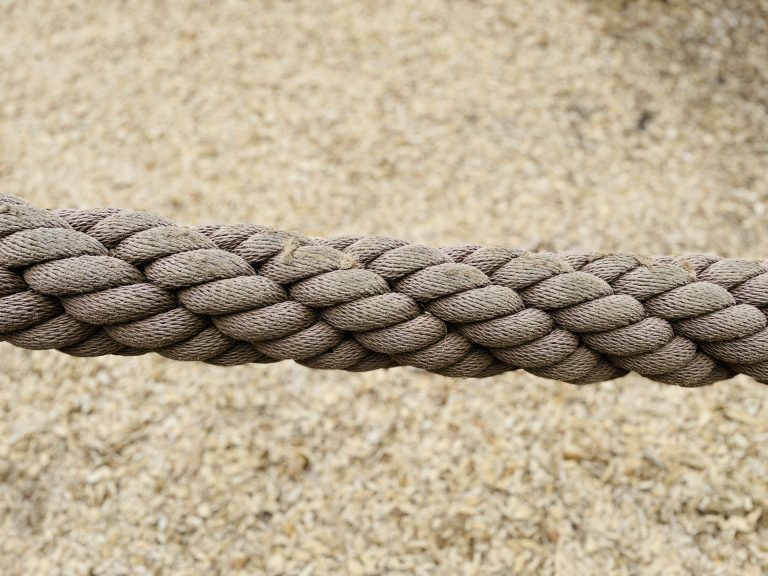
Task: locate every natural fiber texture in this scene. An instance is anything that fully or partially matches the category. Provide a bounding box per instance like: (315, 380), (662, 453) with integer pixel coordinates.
(2, 194), (768, 386)
(3, 2), (768, 574)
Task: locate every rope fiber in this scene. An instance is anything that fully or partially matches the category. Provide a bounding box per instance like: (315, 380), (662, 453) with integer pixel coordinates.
(2, 194), (767, 386)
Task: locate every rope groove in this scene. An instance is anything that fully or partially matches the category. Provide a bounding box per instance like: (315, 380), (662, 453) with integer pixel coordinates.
(1, 194), (767, 386)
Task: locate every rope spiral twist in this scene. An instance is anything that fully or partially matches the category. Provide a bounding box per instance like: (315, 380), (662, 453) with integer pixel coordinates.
(2, 194), (767, 386)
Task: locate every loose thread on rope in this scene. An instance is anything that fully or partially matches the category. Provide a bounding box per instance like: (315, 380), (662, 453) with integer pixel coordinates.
(1, 194), (767, 387)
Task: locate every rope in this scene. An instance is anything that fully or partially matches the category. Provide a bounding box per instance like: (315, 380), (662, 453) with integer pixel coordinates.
(1, 194), (767, 387)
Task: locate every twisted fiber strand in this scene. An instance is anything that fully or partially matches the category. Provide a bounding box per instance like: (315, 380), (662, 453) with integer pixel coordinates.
(1, 196), (766, 386)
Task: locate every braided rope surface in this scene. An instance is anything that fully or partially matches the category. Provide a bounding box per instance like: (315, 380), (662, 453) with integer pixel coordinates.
(2, 194), (768, 386)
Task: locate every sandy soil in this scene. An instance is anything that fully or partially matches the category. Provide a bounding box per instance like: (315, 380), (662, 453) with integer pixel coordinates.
(1, 1), (767, 574)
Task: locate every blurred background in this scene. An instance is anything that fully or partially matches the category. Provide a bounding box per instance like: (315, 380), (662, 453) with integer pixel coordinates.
(1, 1), (767, 574)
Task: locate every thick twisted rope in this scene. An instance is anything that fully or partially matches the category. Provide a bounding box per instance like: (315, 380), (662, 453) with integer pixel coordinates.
(1, 194), (767, 386)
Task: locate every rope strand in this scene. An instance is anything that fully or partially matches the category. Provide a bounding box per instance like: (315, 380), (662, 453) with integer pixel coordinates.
(1, 194), (766, 386)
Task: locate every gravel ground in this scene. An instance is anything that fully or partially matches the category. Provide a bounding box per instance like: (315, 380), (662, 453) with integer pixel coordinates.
(1, 1), (767, 574)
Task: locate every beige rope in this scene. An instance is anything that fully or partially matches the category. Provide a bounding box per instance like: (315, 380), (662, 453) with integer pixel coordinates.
(2, 194), (767, 386)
